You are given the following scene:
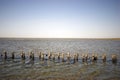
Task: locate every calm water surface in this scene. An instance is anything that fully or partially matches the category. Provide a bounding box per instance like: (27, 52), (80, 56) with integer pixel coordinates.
(0, 38), (120, 80)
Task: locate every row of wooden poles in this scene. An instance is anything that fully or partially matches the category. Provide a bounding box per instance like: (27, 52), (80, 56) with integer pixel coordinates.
(1, 50), (118, 63)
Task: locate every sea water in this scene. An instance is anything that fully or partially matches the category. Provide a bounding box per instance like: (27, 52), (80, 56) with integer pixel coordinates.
(0, 38), (120, 80)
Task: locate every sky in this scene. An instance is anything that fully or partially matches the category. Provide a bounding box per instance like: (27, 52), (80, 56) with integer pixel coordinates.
(0, 0), (120, 38)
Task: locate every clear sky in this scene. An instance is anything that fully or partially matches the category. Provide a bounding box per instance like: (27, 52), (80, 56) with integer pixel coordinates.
(0, 0), (120, 38)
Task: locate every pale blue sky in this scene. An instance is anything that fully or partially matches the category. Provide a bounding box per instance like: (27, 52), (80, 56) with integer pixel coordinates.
(0, 0), (120, 38)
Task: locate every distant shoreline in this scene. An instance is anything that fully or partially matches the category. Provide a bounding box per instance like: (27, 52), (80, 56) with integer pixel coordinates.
(0, 37), (120, 40)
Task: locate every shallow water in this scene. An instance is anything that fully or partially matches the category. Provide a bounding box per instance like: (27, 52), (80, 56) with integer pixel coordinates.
(0, 38), (120, 80)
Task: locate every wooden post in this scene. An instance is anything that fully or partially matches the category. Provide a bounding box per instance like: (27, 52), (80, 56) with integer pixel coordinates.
(29, 51), (34, 60)
(111, 54), (117, 64)
(102, 53), (106, 62)
(67, 52), (70, 61)
(94, 53), (98, 61)
(91, 53), (97, 62)
(76, 53), (79, 61)
(3, 50), (7, 59)
(21, 51), (25, 60)
(29, 51), (32, 59)
(73, 53), (76, 63)
(39, 52), (42, 59)
(32, 52), (34, 60)
(58, 52), (60, 60)
(85, 53), (88, 61)
(82, 53), (85, 62)
(48, 52), (52, 59)
(11, 52), (15, 59)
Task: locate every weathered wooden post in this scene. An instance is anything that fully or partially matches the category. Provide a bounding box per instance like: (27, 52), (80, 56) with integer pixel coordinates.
(11, 52), (15, 59)
(76, 53), (79, 61)
(85, 53), (88, 61)
(111, 54), (117, 64)
(48, 52), (52, 59)
(29, 51), (34, 60)
(95, 53), (98, 61)
(82, 53), (85, 62)
(39, 52), (42, 59)
(67, 52), (70, 61)
(3, 50), (7, 60)
(42, 53), (44, 60)
(32, 52), (34, 60)
(21, 51), (25, 60)
(73, 53), (76, 63)
(58, 52), (60, 60)
(102, 53), (106, 62)
(91, 53), (98, 62)
(42, 53), (45, 60)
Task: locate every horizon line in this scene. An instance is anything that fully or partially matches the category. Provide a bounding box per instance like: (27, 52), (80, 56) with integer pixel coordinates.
(0, 37), (120, 40)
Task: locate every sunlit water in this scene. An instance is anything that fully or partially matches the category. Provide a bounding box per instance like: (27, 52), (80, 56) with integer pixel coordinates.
(0, 38), (120, 80)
